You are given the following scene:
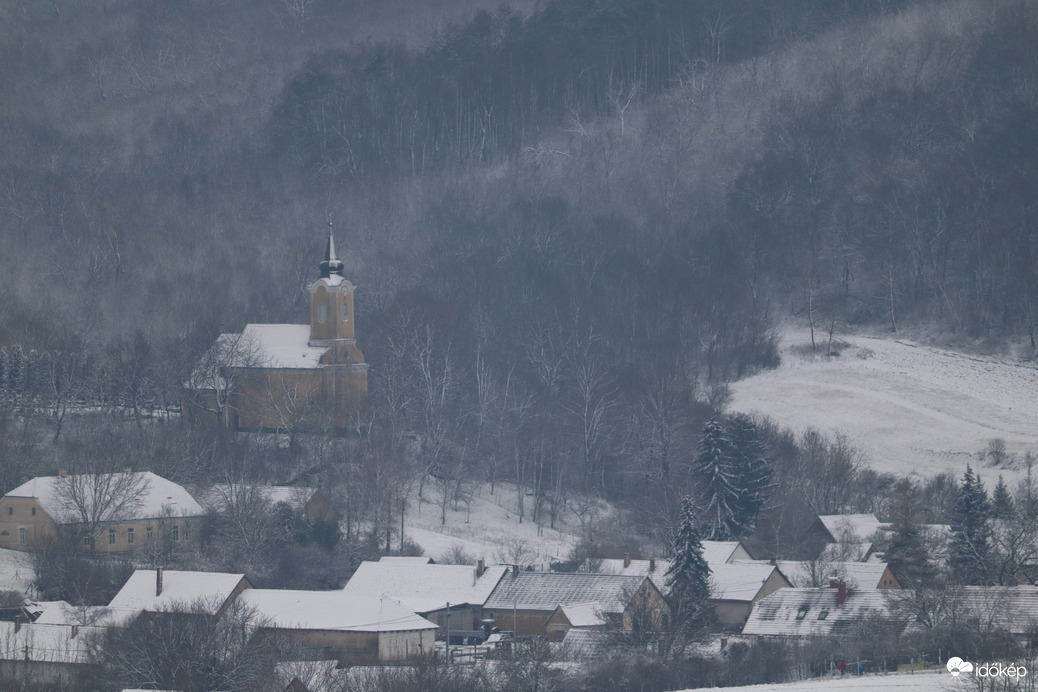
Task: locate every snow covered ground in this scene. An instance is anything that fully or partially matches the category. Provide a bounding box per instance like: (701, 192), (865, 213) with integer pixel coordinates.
(402, 482), (590, 567)
(0, 548), (35, 595)
(730, 326), (1038, 484)
(675, 670), (953, 692)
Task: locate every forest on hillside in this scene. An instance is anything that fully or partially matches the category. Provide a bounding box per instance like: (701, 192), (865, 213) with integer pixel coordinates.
(1, 0), (1037, 544)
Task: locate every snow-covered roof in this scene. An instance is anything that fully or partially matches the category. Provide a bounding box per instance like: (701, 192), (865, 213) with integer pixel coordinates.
(557, 601), (607, 628)
(819, 541), (874, 562)
(4, 472), (204, 523)
(957, 586), (1038, 636)
(378, 556), (435, 565)
(742, 587), (898, 637)
(107, 569), (248, 617)
(0, 621), (99, 664)
(193, 483), (316, 512)
(816, 514), (884, 542)
(342, 562), (508, 612)
(701, 541), (747, 566)
(186, 324), (330, 390)
(593, 558), (671, 581)
(237, 324), (327, 369)
(768, 560), (894, 590)
(239, 590), (436, 632)
(561, 627), (609, 658)
(24, 600), (114, 627)
(710, 563), (786, 602)
(484, 572), (648, 613)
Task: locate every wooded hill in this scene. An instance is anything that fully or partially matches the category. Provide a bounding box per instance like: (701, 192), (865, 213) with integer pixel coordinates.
(1, 1), (1036, 510)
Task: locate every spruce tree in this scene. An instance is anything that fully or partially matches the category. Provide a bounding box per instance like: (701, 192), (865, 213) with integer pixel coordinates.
(884, 482), (935, 587)
(727, 413), (773, 534)
(949, 465), (993, 584)
(666, 495), (712, 632)
(992, 475), (1014, 519)
(691, 419), (742, 540)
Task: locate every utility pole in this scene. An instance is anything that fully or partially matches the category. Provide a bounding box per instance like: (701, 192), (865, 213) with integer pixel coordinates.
(445, 602), (451, 666)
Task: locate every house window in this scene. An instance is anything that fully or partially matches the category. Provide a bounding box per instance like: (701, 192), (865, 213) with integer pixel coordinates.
(83, 536), (91, 546)
(30, 507), (35, 516)
(796, 606), (810, 620)
(18, 528), (27, 546)
(817, 610), (829, 620)
(146, 526), (153, 541)
(342, 303), (349, 322)
(318, 304), (327, 323)
(127, 528), (135, 544)
(182, 524), (190, 541)
(6, 507), (11, 516)
(108, 529), (116, 545)
(172, 525), (180, 541)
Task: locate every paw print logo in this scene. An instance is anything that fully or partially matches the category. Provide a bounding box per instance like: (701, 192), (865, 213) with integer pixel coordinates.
(947, 657), (974, 676)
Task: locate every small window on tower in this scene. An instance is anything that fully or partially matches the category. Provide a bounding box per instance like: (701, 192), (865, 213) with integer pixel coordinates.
(342, 303), (349, 322)
(318, 304), (327, 323)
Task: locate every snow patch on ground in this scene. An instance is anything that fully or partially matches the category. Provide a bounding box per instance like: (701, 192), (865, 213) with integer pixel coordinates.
(0, 548), (35, 595)
(675, 670), (951, 691)
(403, 482), (592, 568)
(730, 326), (1038, 484)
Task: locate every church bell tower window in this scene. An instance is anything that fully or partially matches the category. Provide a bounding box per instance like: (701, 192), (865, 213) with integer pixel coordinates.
(318, 304), (327, 323)
(342, 303), (349, 322)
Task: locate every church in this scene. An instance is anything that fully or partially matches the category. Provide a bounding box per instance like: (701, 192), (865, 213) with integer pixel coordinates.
(183, 231), (368, 433)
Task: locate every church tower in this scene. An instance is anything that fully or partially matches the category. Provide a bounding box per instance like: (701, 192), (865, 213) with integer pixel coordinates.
(309, 230), (356, 342)
(307, 227), (368, 421)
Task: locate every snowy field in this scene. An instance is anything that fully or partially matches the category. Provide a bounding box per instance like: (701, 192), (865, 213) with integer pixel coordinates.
(0, 547), (35, 595)
(402, 482), (589, 567)
(676, 670), (955, 692)
(730, 327), (1038, 484)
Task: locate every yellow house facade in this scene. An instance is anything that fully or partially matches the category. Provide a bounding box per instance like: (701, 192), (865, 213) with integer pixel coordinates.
(0, 471), (205, 553)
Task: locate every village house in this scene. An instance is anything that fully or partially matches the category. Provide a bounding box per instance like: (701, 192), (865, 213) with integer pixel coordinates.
(0, 472), (204, 553)
(0, 619), (100, 689)
(483, 570), (669, 637)
(341, 557), (508, 638)
(954, 585), (1038, 647)
(766, 559), (900, 590)
(183, 231), (368, 433)
(106, 569), (252, 623)
(801, 514), (886, 561)
(742, 580), (903, 638)
(586, 542), (790, 630)
(239, 589), (437, 664)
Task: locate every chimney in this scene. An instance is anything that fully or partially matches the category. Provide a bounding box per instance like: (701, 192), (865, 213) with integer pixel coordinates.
(13, 615), (22, 633)
(156, 568), (163, 597)
(770, 558), (776, 566)
(477, 558), (485, 578)
(649, 557), (656, 572)
(623, 554), (631, 569)
(511, 564), (519, 577)
(829, 579), (848, 605)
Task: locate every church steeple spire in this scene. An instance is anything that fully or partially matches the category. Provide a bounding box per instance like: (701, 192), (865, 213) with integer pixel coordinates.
(318, 223), (345, 279)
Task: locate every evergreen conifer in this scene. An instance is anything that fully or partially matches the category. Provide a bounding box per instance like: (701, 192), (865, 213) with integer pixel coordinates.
(949, 465), (993, 584)
(666, 495), (713, 632)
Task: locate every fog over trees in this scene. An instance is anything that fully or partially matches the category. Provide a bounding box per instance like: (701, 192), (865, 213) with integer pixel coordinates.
(0, 0), (1037, 653)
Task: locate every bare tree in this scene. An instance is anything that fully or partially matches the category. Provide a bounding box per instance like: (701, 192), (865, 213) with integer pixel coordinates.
(86, 597), (278, 692)
(52, 470), (151, 551)
(182, 330), (262, 429)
